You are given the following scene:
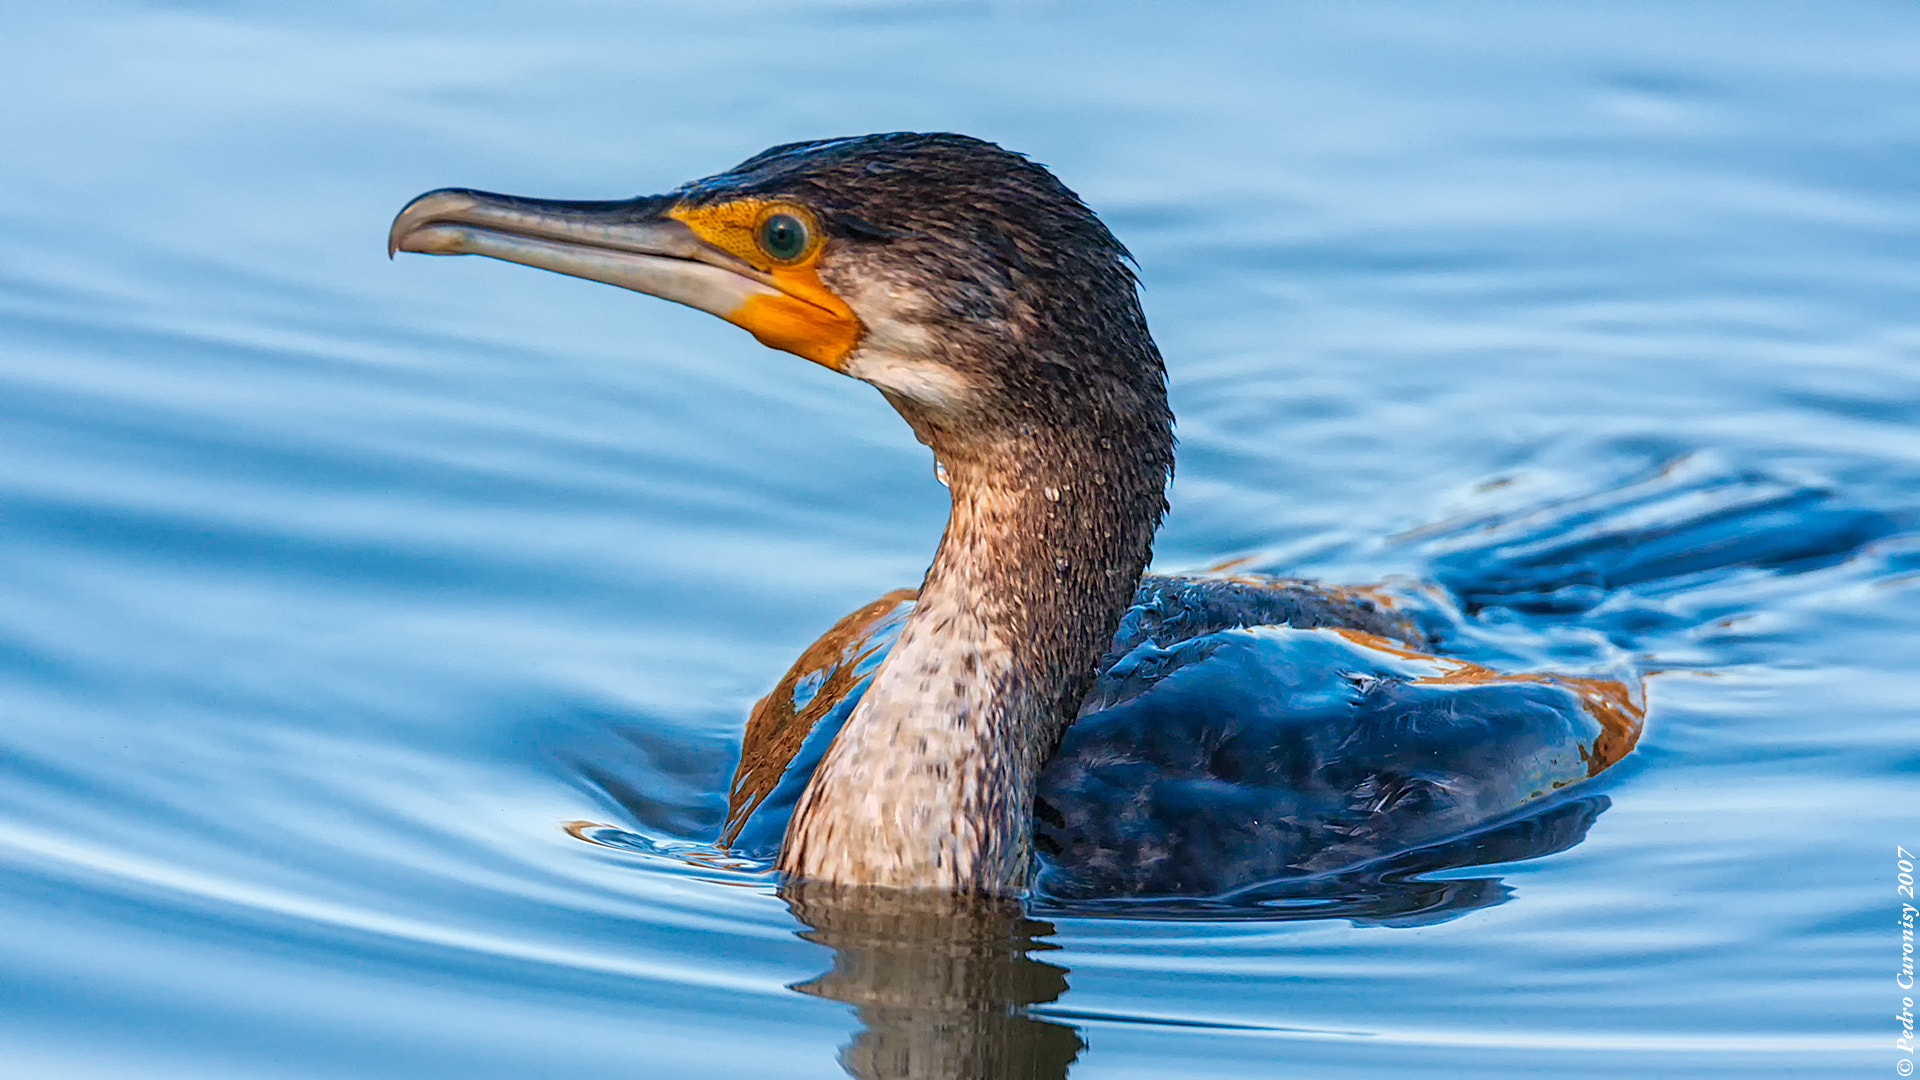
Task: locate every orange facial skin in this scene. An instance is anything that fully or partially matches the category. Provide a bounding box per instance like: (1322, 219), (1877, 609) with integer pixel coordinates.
(670, 201), (863, 370)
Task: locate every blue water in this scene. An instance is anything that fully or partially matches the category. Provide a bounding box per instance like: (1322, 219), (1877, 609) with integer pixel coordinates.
(3, 2), (1916, 1076)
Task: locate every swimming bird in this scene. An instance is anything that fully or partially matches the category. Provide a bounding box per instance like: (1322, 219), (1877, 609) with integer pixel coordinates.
(390, 133), (1641, 898)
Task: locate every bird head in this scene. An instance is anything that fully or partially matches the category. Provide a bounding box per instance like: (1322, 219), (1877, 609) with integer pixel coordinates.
(390, 133), (1167, 449)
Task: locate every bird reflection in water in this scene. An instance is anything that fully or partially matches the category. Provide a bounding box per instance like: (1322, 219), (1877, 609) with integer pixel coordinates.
(783, 884), (1084, 1080)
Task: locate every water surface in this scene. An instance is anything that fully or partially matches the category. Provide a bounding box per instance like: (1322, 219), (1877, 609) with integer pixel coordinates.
(2, 2), (1916, 1077)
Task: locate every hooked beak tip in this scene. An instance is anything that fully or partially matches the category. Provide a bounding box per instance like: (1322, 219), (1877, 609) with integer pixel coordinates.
(388, 189), (485, 260)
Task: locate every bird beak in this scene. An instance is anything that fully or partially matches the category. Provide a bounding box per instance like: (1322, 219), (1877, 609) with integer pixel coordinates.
(389, 188), (786, 323)
(390, 187), (863, 368)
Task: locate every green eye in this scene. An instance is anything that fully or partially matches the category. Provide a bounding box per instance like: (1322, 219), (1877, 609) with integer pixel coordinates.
(759, 211), (810, 261)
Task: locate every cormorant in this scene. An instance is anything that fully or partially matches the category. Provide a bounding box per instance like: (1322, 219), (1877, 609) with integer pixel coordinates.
(390, 133), (1641, 897)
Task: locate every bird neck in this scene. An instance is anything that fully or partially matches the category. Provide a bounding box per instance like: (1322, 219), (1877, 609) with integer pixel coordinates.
(779, 424), (1168, 892)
